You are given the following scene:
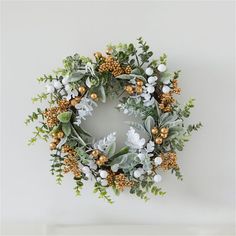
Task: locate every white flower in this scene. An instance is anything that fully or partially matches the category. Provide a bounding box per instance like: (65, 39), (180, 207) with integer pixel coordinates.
(137, 153), (146, 161)
(125, 127), (145, 150)
(94, 132), (116, 153)
(134, 169), (142, 178)
(99, 170), (108, 179)
(85, 62), (95, 76)
(53, 80), (62, 89)
(62, 77), (70, 85)
(88, 160), (97, 170)
(101, 179), (108, 186)
(146, 141), (154, 153)
(145, 67), (153, 76)
(158, 64), (166, 72)
(154, 157), (162, 166)
(45, 84), (55, 93)
(162, 85), (171, 94)
(74, 97), (97, 125)
(154, 174), (162, 183)
(148, 76), (158, 84)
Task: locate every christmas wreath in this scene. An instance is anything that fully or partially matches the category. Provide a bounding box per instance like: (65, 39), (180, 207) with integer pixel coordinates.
(26, 38), (202, 203)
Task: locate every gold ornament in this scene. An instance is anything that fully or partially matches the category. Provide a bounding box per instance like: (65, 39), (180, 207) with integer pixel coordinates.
(160, 133), (168, 139)
(151, 127), (159, 135)
(90, 93), (98, 100)
(78, 86), (86, 95)
(155, 137), (163, 145)
(136, 79), (143, 86)
(94, 52), (102, 59)
(50, 142), (57, 150)
(161, 127), (169, 134)
(136, 86), (143, 94)
(91, 149), (99, 158)
(57, 131), (64, 139)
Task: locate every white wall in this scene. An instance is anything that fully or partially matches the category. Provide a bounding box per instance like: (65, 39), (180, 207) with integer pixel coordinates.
(1, 0), (235, 232)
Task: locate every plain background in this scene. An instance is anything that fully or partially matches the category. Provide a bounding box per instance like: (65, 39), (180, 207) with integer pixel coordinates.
(1, 0), (235, 234)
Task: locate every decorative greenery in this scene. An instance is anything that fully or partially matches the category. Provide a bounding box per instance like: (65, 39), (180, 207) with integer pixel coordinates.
(26, 38), (201, 203)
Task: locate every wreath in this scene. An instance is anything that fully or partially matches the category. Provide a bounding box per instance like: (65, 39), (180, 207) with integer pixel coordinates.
(26, 38), (202, 203)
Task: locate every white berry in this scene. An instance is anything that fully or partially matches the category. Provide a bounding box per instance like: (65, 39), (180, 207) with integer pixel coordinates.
(154, 174), (162, 183)
(162, 85), (171, 94)
(158, 64), (166, 72)
(145, 67), (153, 76)
(154, 157), (162, 166)
(134, 169), (142, 178)
(99, 170), (108, 179)
(148, 76), (157, 84)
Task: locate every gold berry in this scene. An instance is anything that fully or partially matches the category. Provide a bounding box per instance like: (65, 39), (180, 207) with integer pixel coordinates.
(96, 160), (102, 166)
(125, 85), (134, 94)
(94, 52), (102, 58)
(151, 127), (159, 135)
(90, 93), (98, 100)
(161, 127), (169, 134)
(57, 131), (64, 139)
(78, 86), (86, 95)
(136, 86), (143, 94)
(52, 138), (60, 144)
(75, 96), (81, 102)
(136, 79), (143, 86)
(99, 155), (108, 163)
(155, 137), (163, 145)
(50, 142), (57, 150)
(160, 133), (168, 139)
(91, 149), (99, 158)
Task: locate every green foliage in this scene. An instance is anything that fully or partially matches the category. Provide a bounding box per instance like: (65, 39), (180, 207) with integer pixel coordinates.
(28, 124), (49, 145)
(187, 122), (203, 133)
(31, 93), (48, 103)
(57, 111), (72, 123)
(93, 182), (113, 204)
(50, 152), (64, 184)
(180, 98), (195, 118)
(171, 167), (183, 181)
(37, 74), (54, 83)
(137, 37), (154, 66)
(74, 178), (84, 196)
(25, 108), (44, 125)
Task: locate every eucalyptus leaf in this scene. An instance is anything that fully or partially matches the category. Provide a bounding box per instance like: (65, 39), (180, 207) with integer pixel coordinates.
(57, 111), (72, 123)
(116, 74), (132, 80)
(62, 123), (71, 136)
(144, 116), (155, 134)
(106, 142), (116, 157)
(110, 146), (129, 160)
(70, 71), (84, 82)
(125, 121), (146, 133)
(99, 85), (106, 103)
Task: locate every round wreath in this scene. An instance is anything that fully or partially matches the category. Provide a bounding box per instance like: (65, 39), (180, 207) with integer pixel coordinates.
(26, 38), (202, 203)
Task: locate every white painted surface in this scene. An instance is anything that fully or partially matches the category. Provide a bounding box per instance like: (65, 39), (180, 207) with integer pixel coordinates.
(1, 1), (235, 235)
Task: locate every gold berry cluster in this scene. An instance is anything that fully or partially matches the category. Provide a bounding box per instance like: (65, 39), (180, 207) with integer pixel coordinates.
(151, 127), (169, 145)
(44, 99), (70, 128)
(124, 78), (144, 95)
(70, 86), (87, 106)
(107, 172), (133, 191)
(159, 79), (181, 112)
(62, 144), (81, 178)
(91, 149), (108, 166)
(49, 131), (64, 150)
(160, 152), (178, 170)
(98, 55), (132, 77)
